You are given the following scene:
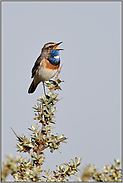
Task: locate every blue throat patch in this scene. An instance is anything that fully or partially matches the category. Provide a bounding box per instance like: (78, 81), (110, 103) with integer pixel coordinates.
(50, 49), (59, 56)
(47, 49), (60, 66)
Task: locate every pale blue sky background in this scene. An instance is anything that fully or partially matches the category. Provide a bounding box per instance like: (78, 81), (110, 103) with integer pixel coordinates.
(2, 1), (121, 181)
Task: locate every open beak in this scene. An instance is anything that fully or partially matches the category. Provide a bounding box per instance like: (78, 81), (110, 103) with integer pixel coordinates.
(54, 42), (64, 50)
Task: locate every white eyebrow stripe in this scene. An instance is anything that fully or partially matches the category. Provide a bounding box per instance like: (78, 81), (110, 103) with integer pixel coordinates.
(54, 55), (60, 59)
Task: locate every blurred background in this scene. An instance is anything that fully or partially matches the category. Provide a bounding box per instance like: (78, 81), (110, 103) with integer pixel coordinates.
(2, 1), (121, 181)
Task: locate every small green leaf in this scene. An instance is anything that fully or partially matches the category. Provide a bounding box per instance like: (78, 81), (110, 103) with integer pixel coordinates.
(64, 165), (69, 173)
(60, 164), (63, 170)
(75, 157), (78, 165)
(44, 170), (48, 177)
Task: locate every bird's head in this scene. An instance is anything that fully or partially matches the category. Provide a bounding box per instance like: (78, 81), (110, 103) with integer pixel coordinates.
(41, 42), (63, 57)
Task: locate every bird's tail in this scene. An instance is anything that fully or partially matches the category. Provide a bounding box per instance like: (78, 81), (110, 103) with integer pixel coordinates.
(28, 80), (37, 94)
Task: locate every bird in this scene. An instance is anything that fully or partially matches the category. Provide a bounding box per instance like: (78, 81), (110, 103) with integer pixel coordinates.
(28, 42), (63, 94)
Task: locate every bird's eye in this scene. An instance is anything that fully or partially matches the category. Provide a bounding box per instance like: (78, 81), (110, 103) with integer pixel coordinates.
(49, 46), (52, 48)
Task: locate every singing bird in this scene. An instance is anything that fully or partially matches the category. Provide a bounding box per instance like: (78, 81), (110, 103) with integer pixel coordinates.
(28, 42), (63, 94)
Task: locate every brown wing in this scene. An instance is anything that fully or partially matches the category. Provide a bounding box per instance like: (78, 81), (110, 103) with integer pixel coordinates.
(31, 55), (42, 78)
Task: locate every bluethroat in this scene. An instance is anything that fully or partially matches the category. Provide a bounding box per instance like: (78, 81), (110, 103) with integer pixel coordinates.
(28, 42), (63, 94)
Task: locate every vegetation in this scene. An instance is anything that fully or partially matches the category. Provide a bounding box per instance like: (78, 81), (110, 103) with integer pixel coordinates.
(1, 67), (122, 182)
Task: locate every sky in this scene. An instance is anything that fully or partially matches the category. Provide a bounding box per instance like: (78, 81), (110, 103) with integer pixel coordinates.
(2, 1), (121, 181)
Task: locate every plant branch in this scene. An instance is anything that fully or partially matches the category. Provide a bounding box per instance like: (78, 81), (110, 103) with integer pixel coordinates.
(51, 65), (63, 94)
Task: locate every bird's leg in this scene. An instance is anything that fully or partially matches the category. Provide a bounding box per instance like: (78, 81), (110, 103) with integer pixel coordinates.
(43, 81), (46, 95)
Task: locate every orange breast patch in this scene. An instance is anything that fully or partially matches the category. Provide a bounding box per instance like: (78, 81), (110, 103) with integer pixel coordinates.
(44, 58), (60, 70)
